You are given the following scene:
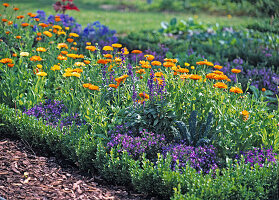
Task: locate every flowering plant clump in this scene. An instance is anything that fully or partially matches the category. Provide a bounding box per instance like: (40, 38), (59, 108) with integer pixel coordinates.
(53, 0), (80, 14)
(162, 144), (220, 174)
(234, 147), (277, 167)
(107, 129), (167, 160)
(24, 99), (85, 128)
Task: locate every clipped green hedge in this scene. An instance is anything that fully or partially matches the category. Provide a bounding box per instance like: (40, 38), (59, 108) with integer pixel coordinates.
(1, 103), (278, 199)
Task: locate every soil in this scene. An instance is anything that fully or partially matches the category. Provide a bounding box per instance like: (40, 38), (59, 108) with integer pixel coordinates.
(0, 137), (156, 200)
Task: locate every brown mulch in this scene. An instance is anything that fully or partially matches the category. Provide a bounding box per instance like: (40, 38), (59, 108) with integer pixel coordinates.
(0, 137), (155, 200)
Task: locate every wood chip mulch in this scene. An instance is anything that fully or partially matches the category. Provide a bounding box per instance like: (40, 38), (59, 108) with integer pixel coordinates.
(0, 137), (156, 200)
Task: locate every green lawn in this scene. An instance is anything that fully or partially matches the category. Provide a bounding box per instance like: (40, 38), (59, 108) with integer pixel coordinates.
(2, 0), (265, 34)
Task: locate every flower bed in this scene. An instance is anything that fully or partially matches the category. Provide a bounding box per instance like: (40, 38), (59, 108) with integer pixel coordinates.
(1, 3), (279, 199)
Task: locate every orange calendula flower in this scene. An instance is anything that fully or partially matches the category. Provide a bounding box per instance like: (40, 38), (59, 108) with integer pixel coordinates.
(230, 87), (243, 94)
(121, 47), (129, 55)
(103, 46), (114, 51)
(57, 43), (68, 49)
(36, 47), (47, 52)
(5, 31), (10, 35)
(2, 19), (8, 22)
(39, 23), (48, 28)
(37, 64), (43, 69)
(34, 18), (40, 22)
(84, 60), (91, 64)
(176, 68), (189, 73)
(231, 69), (241, 74)
(153, 77), (164, 85)
(145, 55), (154, 61)
(189, 74), (202, 80)
(104, 54), (113, 58)
(154, 72), (163, 77)
(83, 83), (91, 88)
(8, 21), (13, 25)
(136, 69), (146, 74)
(17, 15), (24, 19)
(139, 92), (149, 100)
(214, 65), (223, 70)
(37, 32), (42, 36)
(8, 63), (14, 68)
(43, 31), (52, 37)
(66, 54), (79, 59)
(30, 55), (42, 62)
(67, 38), (74, 43)
(115, 74), (129, 84)
(0, 58), (13, 64)
(213, 82), (228, 89)
(131, 50), (142, 54)
(21, 23), (29, 27)
(213, 70), (224, 75)
(36, 37), (42, 41)
(88, 85), (100, 91)
(262, 88), (266, 92)
(163, 62), (175, 68)
(151, 61), (162, 66)
(30, 14), (37, 18)
(109, 84), (118, 89)
(85, 46), (96, 51)
(241, 110), (249, 121)
(60, 51), (68, 55)
(74, 62), (85, 67)
(112, 43), (122, 48)
(12, 53), (17, 57)
(97, 59), (109, 64)
(3, 3), (9, 7)
(73, 68), (83, 73)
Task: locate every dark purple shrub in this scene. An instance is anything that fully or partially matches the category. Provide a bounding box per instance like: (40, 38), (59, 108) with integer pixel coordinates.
(234, 147), (277, 167)
(24, 99), (85, 128)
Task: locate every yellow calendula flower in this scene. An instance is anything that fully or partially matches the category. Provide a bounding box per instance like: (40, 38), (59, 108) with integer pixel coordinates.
(53, 25), (62, 30)
(184, 62), (190, 67)
(71, 72), (81, 78)
(112, 43), (122, 48)
(191, 66), (195, 70)
(20, 52), (29, 57)
(51, 65), (61, 71)
(69, 33), (79, 37)
(74, 62), (86, 67)
(43, 31), (52, 37)
(103, 46), (114, 51)
(37, 64), (43, 69)
(36, 72), (47, 77)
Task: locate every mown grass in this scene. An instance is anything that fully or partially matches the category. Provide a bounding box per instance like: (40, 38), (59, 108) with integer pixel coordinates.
(3, 0), (265, 34)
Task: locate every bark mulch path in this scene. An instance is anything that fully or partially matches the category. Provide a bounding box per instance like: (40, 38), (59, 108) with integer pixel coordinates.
(0, 137), (156, 200)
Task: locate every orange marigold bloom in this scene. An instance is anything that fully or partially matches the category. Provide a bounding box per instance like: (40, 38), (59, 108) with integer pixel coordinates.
(84, 60), (91, 64)
(103, 46), (114, 51)
(213, 70), (224, 75)
(231, 68), (241, 74)
(163, 61), (175, 68)
(145, 54), (154, 61)
(176, 68), (189, 73)
(109, 84), (118, 89)
(0, 58), (13, 64)
(36, 47), (47, 52)
(30, 55), (42, 62)
(131, 50), (142, 54)
(115, 74), (129, 84)
(83, 83), (91, 88)
(5, 31), (10, 35)
(88, 85), (100, 91)
(112, 43), (122, 48)
(8, 21), (13, 25)
(27, 12), (32, 16)
(189, 74), (202, 80)
(3, 3), (9, 7)
(214, 65), (223, 70)
(39, 23), (48, 28)
(2, 19), (8, 22)
(262, 88), (266, 92)
(34, 18), (40, 22)
(97, 59), (109, 64)
(67, 38), (74, 43)
(61, 51), (68, 55)
(14, 7), (19, 11)
(15, 36), (21, 39)
(136, 69), (146, 74)
(12, 53), (17, 57)
(66, 54), (79, 59)
(57, 55), (67, 60)
(104, 54), (113, 58)
(153, 77), (164, 85)
(37, 32), (42, 36)
(57, 43), (68, 49)
(151, 61), (162, 66)
(17, 15), (24, 19)
(30, 14), (37, 18)
(21, 23), (29, 27)
(230, 87), (243, 94)
(154, 72), (163, 77)
(36, 37), (42, 41)
(213, 82), (228, 89)
(43, 31), (52, 37)
(69, 32), (79, 37)
(85, 46), (96, 51)
(139, 92), (149, 99)
(241, 110), (249, 121)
